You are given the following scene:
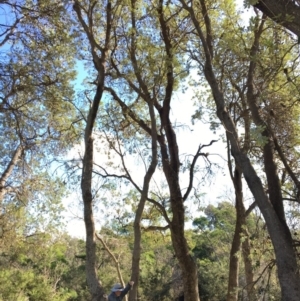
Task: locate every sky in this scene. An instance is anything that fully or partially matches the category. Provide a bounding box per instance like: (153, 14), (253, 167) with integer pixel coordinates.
(62, 1), (255, 238)
(63, 78), (234, 238)
(0, 0), (255, 238)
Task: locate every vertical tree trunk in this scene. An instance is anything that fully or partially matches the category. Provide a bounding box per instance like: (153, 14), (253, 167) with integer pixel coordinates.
(158, 108), (200, 301)
(227, 167), (244, 301)
(170, 199), (200, 301)
(156, 2), (201, 299)
(227, 166), (256, 301)
(73, 1), (112, 299)
(129, 100), (158, 301)
(81, 88), (107, 301)
(244, 16), (299, 300)
(215, 68), (300, 301)
(241, 231), (256, 300)
(82, 149), (107, 300)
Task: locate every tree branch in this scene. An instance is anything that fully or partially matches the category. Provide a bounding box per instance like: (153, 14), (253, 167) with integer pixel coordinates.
(254, 0), (300, 37)
(183, 140), (218, 201)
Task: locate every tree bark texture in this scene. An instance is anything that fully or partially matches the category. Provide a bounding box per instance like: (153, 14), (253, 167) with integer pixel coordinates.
(245, 15), (286, 224)
(226, 165), (256, 301)
(81, 86), (107, 301)
(108, 1), (202, 296)
(216, 83), (300, 301)
(243, 15), (299, 300)
(148, 2), (201, 299)
(126, 1), (159, 298)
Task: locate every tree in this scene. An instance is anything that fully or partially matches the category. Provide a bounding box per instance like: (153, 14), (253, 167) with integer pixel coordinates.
(0, 231), (81, 301)
(0, 8), (80, 297)
(71, 0), (223, 300)
(192, 202), (281, 301)
(5, 1), (300, 300)
(0, 0), (78, 234)
(180, 1), (300, 299)
(71, 0), (118, 299)
(101, 1), (208, 299)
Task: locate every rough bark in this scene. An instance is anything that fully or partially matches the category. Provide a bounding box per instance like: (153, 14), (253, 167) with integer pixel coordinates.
(226, 72), (257, 301)
(181, 1), (300, 299)
(81, 83), (107, 301)
(81, 83), (108, 301)
(216, 80), (300, 301)
(169, 199), (200, 301)
(158, 63), (200, 300)
(245, 15), (286, 223)
(253, 0), (300, 37)
(243, 15), (298, 300)
(106, 83), (200, 300)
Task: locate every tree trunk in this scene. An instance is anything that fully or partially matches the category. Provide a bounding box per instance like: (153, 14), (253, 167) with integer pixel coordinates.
(216, 86), (300, 301)
(226, 111), (257, 301)
(73, 1), (112, 299)
(182, 2), (300, 298)
(158, 116), (200, 301)
(81, 79), (107, 301)
(81, 136), (107, 301)
(227, 166), (256, 301)
(129, 100), (158, 301)
(170, 194), (200, 301)
(241, 231), (256, 300)
(156, 1), (201, 299)
(129, 216), (142, 301)
(244, 15), (299, 300)
(227, 167), (244, 301)
(0, 144), (24, 202)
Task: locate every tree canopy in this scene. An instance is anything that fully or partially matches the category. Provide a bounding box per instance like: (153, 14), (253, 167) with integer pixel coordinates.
(1, 0), (300, 301)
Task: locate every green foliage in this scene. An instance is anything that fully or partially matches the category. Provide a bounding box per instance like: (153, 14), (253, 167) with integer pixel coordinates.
(191, 202), (283, 300)
(0, 232), (89, 301)
(139, 233), (175, 301)
(250, 125), (268, 147)
(198, 258), (228, 301)
(0, 0), (80, 266)
(1, 1), (300, 300)
(191, 202), (235, 299)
